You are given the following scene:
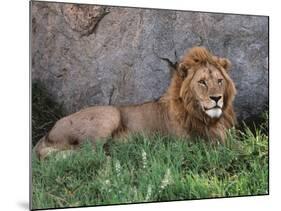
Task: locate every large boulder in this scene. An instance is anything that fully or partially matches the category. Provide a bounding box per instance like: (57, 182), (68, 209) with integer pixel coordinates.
(31, 2), (268, 123)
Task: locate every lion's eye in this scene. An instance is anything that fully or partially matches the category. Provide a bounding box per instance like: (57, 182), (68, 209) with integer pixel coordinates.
(218, 79), (223, 85)
(198, 80), (207, 86)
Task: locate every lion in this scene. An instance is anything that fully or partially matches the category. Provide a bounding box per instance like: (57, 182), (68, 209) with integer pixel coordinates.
(34, 47), (236, 159)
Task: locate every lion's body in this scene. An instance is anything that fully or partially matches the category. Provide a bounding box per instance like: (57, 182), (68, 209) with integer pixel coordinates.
(35, 47), (237, 159)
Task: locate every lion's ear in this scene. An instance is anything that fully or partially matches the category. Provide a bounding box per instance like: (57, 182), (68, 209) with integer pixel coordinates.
(218, 58), (231, 71)
(178, 63), (188, 78)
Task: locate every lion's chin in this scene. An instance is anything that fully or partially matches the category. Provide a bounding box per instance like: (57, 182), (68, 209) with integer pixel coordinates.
(205, 108), (222, 119)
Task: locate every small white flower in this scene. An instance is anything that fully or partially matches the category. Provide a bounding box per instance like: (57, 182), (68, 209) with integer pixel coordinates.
(133, 186), (138, 199)
(101, 179), (112, 193)
(145, 184), (152, 201)
(141, 149), (147, 169)
(105, 179), (110, 185)
(115, 160), (121, 177)
(159, 168), (172, 191)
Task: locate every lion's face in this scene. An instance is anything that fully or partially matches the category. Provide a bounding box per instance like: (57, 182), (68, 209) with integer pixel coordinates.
(178, 48), (236, 120)
(189, 64), (225, 118)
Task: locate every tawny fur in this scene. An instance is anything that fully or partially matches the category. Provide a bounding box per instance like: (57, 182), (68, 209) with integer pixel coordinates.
(34, 47), (236, 159)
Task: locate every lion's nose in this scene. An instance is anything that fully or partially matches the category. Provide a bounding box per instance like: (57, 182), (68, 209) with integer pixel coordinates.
(210, 96), (222, 103)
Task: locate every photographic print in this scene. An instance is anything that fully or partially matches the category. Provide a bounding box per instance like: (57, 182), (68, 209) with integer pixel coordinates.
(30, 1), (269, 210)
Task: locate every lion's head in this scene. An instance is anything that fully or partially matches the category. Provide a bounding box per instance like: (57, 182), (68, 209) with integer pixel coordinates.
(177, 47), (236, 121)
(166, 47), (236, 138)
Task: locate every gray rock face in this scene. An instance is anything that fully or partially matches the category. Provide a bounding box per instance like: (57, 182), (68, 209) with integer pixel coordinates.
(31, 2), (268, 123)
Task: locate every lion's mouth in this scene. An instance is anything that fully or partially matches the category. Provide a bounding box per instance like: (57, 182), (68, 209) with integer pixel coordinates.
(204, 105), (221, 111)
(204, 106), (222, 119)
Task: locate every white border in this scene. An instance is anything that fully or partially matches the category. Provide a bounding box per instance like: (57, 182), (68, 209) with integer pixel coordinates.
(0, 0), (279, 211)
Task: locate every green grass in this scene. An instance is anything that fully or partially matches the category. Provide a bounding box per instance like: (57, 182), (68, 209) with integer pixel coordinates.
(32, 125), (268, 210)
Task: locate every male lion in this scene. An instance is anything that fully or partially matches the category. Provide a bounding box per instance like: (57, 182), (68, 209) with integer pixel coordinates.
(34, 47), (236, 159)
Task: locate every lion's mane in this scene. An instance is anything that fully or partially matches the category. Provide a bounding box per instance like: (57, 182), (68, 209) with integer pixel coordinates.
(162, 47), (236, 141)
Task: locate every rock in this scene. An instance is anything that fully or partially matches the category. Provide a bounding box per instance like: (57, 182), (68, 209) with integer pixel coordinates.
(62, 4), (109, 37)
(31, 2), (268, 123)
